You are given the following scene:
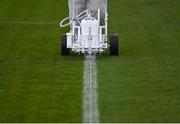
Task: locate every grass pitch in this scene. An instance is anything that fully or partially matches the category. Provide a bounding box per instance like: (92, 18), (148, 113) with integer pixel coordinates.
(98, 0), (180, 122)
(0, 0), (83, 122)
(0, 0), (180, 123)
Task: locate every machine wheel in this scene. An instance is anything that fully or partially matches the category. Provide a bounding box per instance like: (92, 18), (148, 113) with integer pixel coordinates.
(110, 34), (119, 56)
(61, 34), (70, 56)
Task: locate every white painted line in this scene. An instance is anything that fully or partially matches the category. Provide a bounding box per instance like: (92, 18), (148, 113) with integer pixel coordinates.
(83, 54), (99, 123)
(0, 21), (56, 25)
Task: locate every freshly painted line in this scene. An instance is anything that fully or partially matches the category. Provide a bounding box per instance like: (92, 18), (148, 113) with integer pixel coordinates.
(0, 21), (56, 25)
(83, 54), (99, 123)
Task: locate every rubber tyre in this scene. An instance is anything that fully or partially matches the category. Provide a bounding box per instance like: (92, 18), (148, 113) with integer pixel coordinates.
(110, 34), (119, 56)
(61, 34), (70, 56)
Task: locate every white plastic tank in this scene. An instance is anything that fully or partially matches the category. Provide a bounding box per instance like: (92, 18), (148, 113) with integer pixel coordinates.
(81, 18), (99, 48)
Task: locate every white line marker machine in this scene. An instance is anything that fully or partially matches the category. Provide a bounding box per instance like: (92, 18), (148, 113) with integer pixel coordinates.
(60, 0), (119, 55)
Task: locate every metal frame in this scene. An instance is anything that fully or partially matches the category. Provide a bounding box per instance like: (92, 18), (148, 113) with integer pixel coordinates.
(62, 0), (108, 55)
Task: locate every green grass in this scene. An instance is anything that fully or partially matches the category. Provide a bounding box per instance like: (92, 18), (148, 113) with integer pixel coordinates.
(0, 0), (180, 123)
(97, 0), (180, 122)
(0, 0), (83, 122)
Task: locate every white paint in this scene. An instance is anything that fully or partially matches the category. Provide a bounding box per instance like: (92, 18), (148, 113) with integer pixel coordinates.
(83, 54), (99, 123)
(0, 21), (56, 25)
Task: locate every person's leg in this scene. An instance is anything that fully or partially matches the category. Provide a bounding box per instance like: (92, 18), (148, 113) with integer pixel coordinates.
(68, 0), (87, 20)
(87, 0), (105, 22)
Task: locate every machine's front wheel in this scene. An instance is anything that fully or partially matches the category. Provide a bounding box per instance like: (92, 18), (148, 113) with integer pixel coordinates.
(61, 34), (70, 56)
(110, 34), (119, 56)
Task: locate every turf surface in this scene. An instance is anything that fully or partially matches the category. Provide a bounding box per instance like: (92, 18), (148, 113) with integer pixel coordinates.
(97, 0), (180, 122)
(0, 0), (180, 123)
(0, 0), (83, 122)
